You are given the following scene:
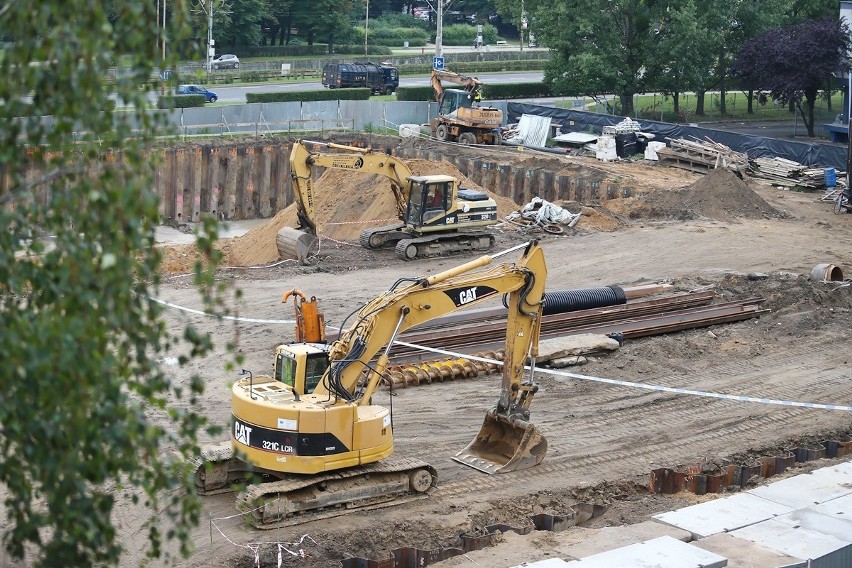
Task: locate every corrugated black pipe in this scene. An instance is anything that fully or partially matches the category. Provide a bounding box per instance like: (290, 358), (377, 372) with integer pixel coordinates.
(540, 285), (627, 315)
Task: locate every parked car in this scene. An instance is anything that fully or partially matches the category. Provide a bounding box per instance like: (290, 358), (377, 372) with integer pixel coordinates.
(212, 54), (240, 70)
(175, 84), (218, 103)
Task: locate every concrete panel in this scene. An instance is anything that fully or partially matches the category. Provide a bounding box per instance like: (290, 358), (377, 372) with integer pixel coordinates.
(384, 101), (431, 131)
(749, 468), (852, 509)
(562, 536), (727, 568)
(730, 518), (851, 561)
(692, 533), (802, 568)
(258, 102), (303, 127)
(653, 493), (792, 538)
(560, 521), (691, 560)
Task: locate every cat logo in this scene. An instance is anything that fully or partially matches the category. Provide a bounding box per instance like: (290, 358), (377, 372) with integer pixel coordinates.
(234, 421), (252, 446)
(445, 285), (498, 307)
(459, 287), (478, 304)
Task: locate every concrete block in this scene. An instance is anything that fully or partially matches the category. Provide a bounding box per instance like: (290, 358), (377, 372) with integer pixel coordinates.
(691, 533), (802, 568)
(653, 493), (792, 539)
(539, 334), (621, 362)
(562, 535), (727, 567)
(560, 520), (691, 559)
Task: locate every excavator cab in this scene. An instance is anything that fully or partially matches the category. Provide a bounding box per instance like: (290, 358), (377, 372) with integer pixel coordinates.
(405, 176), (453, 228)
(273, 344), (330, 395)
(439, 89), (473, 115)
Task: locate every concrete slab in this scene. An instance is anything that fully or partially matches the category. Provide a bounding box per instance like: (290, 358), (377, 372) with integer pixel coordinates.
(691, 533), (802, 568)
(560, 520), (691, 559)
(561, 535), (727, 567)
(772, 494), (852, 543)
(748, 467), (852, 509)
(653, 492), (792, 538)
(729, 517), (851, 560)
(154, 219), (268, 246)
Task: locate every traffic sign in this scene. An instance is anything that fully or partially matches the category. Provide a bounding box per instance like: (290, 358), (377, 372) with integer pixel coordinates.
(433, 56), (445, 70)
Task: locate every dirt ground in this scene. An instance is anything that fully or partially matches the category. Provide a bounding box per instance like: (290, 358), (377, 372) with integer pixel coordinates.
(143, 137), (852, 568)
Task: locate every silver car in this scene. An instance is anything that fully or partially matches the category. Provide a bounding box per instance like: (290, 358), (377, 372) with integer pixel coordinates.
(212, 54), (240, 70)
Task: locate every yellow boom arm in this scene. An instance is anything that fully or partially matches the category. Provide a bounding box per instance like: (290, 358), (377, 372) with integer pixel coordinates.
(317, 241), (546, 415)
(289, 140), (414, 234)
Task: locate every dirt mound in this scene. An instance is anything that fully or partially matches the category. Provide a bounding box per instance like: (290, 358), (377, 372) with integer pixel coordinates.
(605, 168), (782, 221)
(158, 159), (519, 274)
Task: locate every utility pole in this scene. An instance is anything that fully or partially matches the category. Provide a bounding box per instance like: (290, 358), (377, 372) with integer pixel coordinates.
(207, 0), (214, 72)
(435, 0), (443, 57)
(364, 0), (369, 56)
(520, 0), (525, 52)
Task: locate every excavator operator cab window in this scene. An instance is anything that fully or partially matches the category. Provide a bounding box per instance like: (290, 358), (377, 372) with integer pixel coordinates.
(304, 353), (330, 394)
(406, 180), (426, 226)
(274, 352), (297, 389)
(423, 182), (449, 222)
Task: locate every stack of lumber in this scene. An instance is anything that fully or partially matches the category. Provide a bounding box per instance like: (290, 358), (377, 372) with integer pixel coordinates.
(657, 138), (749, 174)
(749, 157), (843, 190)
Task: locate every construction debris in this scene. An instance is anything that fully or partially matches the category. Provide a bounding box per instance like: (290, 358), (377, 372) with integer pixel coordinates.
(657, 138), (749, 174)
(749, 157), (845, 190)
(506, 197), (581, 233)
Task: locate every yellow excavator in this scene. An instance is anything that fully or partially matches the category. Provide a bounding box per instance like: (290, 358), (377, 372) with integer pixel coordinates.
(195, 240), (549, 528)
(430, 68), (504, 145)
(276, 140), (499, 261)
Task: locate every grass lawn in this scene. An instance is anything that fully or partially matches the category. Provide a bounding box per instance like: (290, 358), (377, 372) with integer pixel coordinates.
(557, 91), (844, 123)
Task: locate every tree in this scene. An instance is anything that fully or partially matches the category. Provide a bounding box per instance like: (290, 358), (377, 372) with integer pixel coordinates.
(0, 0), (228, 564)
(214, 0), (272, 48)
(516, 0), (658, 117)
(733, 17), (852, 137)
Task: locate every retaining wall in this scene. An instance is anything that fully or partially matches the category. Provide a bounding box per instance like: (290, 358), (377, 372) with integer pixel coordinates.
(153, 137), (635, 223)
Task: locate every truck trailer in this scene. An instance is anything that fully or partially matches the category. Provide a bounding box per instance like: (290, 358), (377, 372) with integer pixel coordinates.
(321, 62), (399, 95)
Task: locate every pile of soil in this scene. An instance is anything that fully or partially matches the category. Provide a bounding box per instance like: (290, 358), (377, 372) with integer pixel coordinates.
(604, 168), (783, 221)
(159, 159), (520, 274)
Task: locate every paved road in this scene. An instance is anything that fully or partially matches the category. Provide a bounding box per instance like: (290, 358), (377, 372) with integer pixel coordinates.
(205, 71), (545, 103)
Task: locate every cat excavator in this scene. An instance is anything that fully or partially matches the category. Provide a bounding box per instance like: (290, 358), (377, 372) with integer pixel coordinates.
(276, 140), (499, 262)
(430, 68), (503, 145)
(195, 240), (549, 528)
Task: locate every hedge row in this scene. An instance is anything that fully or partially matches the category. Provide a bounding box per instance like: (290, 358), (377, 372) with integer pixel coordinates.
(396, 82), (561, 102)
(235, 44), (392, 57)
(246, 88), (371, 103)
(157, 94), (206, 109)
(396, 59), (546, 76)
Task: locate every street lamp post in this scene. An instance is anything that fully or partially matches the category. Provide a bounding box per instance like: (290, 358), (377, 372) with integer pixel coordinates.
(435, 0), (443, 57)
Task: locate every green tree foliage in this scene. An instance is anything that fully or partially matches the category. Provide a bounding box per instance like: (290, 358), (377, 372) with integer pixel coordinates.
(213, 0), (271, 48)
(0, 0), (227, 565)
(733, 17), (852, 137)
(517, 0), (657, 116)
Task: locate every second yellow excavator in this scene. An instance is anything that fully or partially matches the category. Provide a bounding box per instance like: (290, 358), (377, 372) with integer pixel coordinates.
(276, 140), (499, 261)
(195, 240), (549, 528)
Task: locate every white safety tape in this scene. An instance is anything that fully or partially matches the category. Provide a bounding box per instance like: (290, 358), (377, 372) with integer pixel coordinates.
(150, 298), (851, 411)
(392, 340), (852, 412)
(148, 296), (298, 324)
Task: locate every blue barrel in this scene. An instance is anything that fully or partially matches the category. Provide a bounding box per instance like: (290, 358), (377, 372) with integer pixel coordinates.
(825, 168), (837, 188)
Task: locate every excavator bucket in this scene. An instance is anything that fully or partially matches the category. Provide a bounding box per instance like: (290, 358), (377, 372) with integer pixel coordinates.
(276, 227), (318, 261)
(453, 412), (547, 474)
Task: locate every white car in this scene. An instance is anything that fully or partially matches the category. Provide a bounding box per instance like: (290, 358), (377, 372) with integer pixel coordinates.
(212, 54), (240, 70)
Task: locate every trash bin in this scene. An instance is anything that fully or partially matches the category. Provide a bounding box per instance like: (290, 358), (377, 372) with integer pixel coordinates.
(615, 133), (638, 158)
(825, 168), (837, 188)
(403, 41), (409, 48)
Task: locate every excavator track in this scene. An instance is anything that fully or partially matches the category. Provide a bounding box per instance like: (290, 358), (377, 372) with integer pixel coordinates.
(359, 223), (409, 250)
(394, 232), (496, 260)
(236, 457), (437, 529)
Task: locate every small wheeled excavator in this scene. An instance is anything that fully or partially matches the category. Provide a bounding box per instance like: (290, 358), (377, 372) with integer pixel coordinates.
(195, 240), (549, 528)
(276, 140), (499, 261)
(430, 68), (503, 145)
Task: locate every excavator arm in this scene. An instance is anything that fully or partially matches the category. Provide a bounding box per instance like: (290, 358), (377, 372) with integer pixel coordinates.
(431, 68), (482, 102)
(288, 140), (413, 235)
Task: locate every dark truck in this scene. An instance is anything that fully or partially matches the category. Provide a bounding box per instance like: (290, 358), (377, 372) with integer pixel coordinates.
(321, 62), (399, 95)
